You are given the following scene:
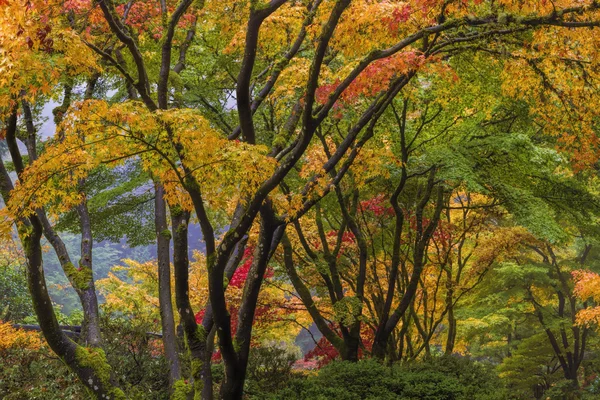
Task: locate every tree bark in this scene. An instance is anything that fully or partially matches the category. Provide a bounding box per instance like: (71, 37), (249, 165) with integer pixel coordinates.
(220, 204), (282, 399)
(171, 208), (209, 398)
(155, 183), (181, 386)
(76, 198), (102, 347)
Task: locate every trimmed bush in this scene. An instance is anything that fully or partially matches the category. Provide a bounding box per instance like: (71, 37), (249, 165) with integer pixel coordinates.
(264, 356), (507, 400)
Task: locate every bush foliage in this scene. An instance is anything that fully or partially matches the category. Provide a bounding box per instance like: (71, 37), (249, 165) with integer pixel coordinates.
(265, 357), (507, 400)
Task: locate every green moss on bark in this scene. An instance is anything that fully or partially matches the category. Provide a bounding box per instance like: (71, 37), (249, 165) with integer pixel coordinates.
(172, 379), (192, 400)
(111, 388), (126, 400)
(190, 359), (204, 398)
(250, 0), (269, 11)
(17, 225), (33, 256)
(75, 347), (125, 399)
(76, 347), (110, 383)
(195, 326), (207, 343)
(190, 359), (202, 376)
(176, 222), (187, 233)
(233, 338), (241, 354)
(64, 262), (93, 291)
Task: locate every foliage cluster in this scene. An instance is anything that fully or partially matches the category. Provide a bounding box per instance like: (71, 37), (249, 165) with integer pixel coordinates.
(267, 357), (507, 400)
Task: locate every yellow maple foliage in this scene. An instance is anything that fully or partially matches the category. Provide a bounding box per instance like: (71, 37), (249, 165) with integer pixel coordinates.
(573, 270), (600, 326)
(0, 0), (98, 116)
(7, 100), (277, 219)
(0, 322), (40, 352)
(97, 250), (310, 346)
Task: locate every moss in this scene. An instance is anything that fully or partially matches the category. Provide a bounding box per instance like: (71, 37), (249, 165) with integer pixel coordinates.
(52, 106), (69, 124)
(75, 347), (125, 399)
(76, 347), (111, 387)
(168, 70), (184, 90)
(182, 331), (191, 353)
(206, 254), (215, 271)
(497, 12), (509, 24)
(195, 326), (207, 343)
(172, 379), (192, 400)
(250, 0), (269, 11)
(192, 0), (204, 12)
(177, 222), (187, 233)
(272, 133), (287, 148)
(190, 360), (204, 397)
(160, 229), (172, 240)
(22, 240), (31, 258)
(191, 359), (202, 376)
(181, 332), (205, 398)
(185, 176), (200, 192)
(233, 338), (242, 354)
(110, 388), (127, 400)
(17, 225), (33, 256)
(64, 262), (92, 291)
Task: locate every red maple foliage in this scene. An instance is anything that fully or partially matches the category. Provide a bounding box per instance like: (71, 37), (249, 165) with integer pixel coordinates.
(383, 4), (412, 32)
(315, 51), (426, 112)
(359, 194), (394, 217)
(304, 324), (375, 368)
(194, 246), (278, 361)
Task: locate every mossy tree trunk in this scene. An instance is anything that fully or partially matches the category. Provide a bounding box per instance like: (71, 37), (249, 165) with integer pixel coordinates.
(155, 183), (182, 387)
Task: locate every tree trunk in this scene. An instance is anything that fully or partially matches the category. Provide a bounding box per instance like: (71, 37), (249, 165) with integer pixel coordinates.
(445, 312), (457, 355)
(155, 184), (181, 386)
(171, 209), (211, 399)
(444, 269), (456, 355)
(221, 206), (281, 399)
(21, 217), (123, 399)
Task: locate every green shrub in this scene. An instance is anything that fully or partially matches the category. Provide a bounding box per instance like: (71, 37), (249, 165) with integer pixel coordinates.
(0, 326), (87, 400)
(245, 345), (298, 396)
(0, 264), (34, 322)
(100, 315), (170, 399)
(264, 356), (508, 400)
